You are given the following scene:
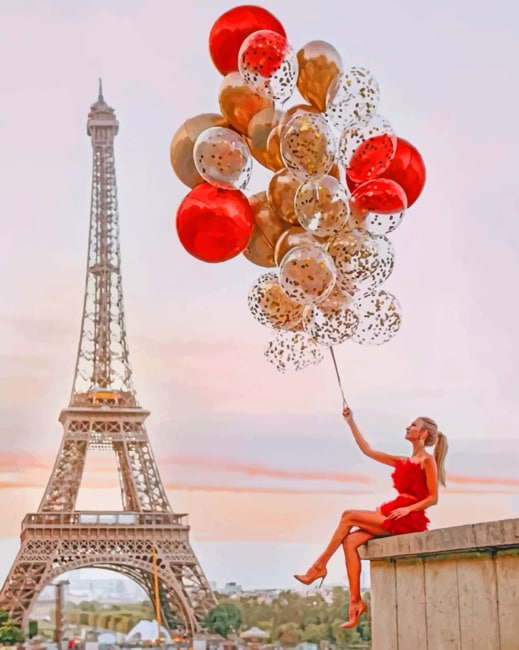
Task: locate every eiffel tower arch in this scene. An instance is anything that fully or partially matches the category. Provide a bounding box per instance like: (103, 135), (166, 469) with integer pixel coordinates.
(0, 82), (216, 634)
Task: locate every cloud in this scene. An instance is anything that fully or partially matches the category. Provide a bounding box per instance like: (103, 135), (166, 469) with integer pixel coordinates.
(1, 451), (519, 497)
(0, 314), (75, 345)
(0, 452), (49, 470)
(162, 484), (374, 495)
(160, 456), (374, 484)
(447, 474), (519, 487)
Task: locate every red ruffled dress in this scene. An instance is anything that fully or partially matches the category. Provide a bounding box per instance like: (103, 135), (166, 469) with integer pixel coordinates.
(379, 458), (430, 535)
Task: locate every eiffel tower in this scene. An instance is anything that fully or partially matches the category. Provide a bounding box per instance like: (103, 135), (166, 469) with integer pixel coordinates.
(0, 83), (216, 634)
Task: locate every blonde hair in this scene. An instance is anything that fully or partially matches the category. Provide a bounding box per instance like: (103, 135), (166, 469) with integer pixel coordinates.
(419, 416), (448, 487)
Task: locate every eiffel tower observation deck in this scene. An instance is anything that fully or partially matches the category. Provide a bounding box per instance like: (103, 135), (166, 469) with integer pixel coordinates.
(0, 82), (216, 634)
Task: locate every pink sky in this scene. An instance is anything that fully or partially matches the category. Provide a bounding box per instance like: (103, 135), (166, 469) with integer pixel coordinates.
(1, 0), (519, 589)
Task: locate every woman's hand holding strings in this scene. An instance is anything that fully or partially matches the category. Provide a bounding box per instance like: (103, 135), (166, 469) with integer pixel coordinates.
(342, 406), (354, 425)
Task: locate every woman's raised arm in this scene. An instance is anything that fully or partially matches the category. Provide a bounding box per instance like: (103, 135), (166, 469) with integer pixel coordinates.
(343, 407), (404, 467)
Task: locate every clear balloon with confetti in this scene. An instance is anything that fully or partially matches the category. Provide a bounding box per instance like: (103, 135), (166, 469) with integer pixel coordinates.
(239, 29), (298, 103)
(302, 300), (359, 346)
(355, 235), (395, 297)
(280, 112), (336, 182)
(248, 272), (304, 330)
(279, 243), (337, 305)
(326, 66), (380, 130)
(338, 114), (396, 183)
(193, 126), (252, 190)
(265, 329), (324, 372)
(352, 289), (402, 345)
(350, 178), (408, 235)
(329, 229), (379, 294)
(294, 175), (350, 237)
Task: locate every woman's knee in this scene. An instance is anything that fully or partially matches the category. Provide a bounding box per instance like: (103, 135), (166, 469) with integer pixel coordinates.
(343, 533), (360, 551)
(340, 509), (353, 522)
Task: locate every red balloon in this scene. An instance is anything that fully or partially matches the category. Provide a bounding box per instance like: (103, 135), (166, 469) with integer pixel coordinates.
(176, 183), (255, 263)
(350, 178), (407, 216)
(347, 137), (426, 208)
(209, 5), (286, 75)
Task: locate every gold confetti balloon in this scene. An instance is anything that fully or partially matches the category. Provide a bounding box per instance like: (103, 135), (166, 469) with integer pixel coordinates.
(329, 229), (379, 294)
(169, 113), (228, 188)
(280, 112), (336, 182)
(279, 244), (337, 305)
(242, 192), (290, 267)
(294, 175), (350, 237)
(219, 71), (274, 135)
(326, 66), (380, 130)
(267, 168), (301, 224)
(355, 235), (395, 296)
(264, 329), (324, 372)
(302, 300), (359, 346)
(248, 272), (304, 329)
(316, 283), (352, 311)
(352, 289), (402, 346)
(193, 126), (252, 190)
(297, 40), (343, 112)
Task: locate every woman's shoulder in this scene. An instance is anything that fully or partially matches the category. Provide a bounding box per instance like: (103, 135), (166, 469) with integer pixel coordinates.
(418, 453), (436, 470)
(406, 453), (434, 469)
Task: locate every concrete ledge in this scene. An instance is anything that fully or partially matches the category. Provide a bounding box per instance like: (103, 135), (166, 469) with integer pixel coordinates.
(359, 517), (519, 560)
(363, 518), (519, 649)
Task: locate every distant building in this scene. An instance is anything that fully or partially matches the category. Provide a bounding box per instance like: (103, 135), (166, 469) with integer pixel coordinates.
(219, 582), (243, 596)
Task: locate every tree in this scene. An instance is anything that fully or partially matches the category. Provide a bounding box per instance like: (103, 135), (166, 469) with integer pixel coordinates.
(0, 609), (25, 644)
(204, 603), (242, 638)
(276, 622), (302, 647)
(301, 623), (328, 644)
(331, 618), (360, 648)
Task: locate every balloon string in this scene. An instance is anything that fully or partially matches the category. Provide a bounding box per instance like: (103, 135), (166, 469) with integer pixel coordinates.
(329, 347), (348, 408)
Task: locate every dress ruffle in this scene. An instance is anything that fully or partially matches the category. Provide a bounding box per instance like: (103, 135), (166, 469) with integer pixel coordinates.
(380, 494), (430, 535)
(379, 459), (431, 535)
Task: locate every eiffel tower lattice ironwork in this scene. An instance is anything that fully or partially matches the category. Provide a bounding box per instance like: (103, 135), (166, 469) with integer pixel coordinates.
(0, 82), (216, 634)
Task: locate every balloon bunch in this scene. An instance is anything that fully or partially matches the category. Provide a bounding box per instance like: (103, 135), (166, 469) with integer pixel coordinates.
(171, 5), (426, 373)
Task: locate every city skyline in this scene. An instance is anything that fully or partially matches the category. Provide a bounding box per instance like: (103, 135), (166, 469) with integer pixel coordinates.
(1, 0), (519, 592)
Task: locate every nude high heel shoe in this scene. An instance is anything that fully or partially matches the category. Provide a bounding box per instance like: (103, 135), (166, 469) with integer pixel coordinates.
(293, 565), (327, 588)
(339, 600), (368, 628)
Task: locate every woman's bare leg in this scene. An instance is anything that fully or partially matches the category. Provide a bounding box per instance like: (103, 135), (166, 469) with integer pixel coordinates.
(313, 509), (388, 568)
(342, 529), (374, 603)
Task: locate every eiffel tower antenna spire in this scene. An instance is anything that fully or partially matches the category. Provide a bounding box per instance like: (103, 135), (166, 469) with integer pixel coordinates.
(72, 83), (133, 403)
(0, 86), (216, 634)
(98, 77), (104, 102)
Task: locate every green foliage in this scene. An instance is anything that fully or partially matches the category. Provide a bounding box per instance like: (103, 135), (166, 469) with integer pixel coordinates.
(301, 623), (328, 644)
(331, 618), (360, 646)
(78, 601), (98, 611)
(213, 587), (371, 650)
(276, 622), (301, 647)
(32, 590), (370, 649)
(0, 609), (25, 644)
(44, 601), (155, 637)
(204, 603), (242, 638)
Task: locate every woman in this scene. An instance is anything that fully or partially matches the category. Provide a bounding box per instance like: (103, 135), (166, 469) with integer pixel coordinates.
(293, 407), (448, 629)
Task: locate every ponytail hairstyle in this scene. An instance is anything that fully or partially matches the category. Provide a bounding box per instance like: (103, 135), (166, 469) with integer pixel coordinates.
(420, 416), (448, 487)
